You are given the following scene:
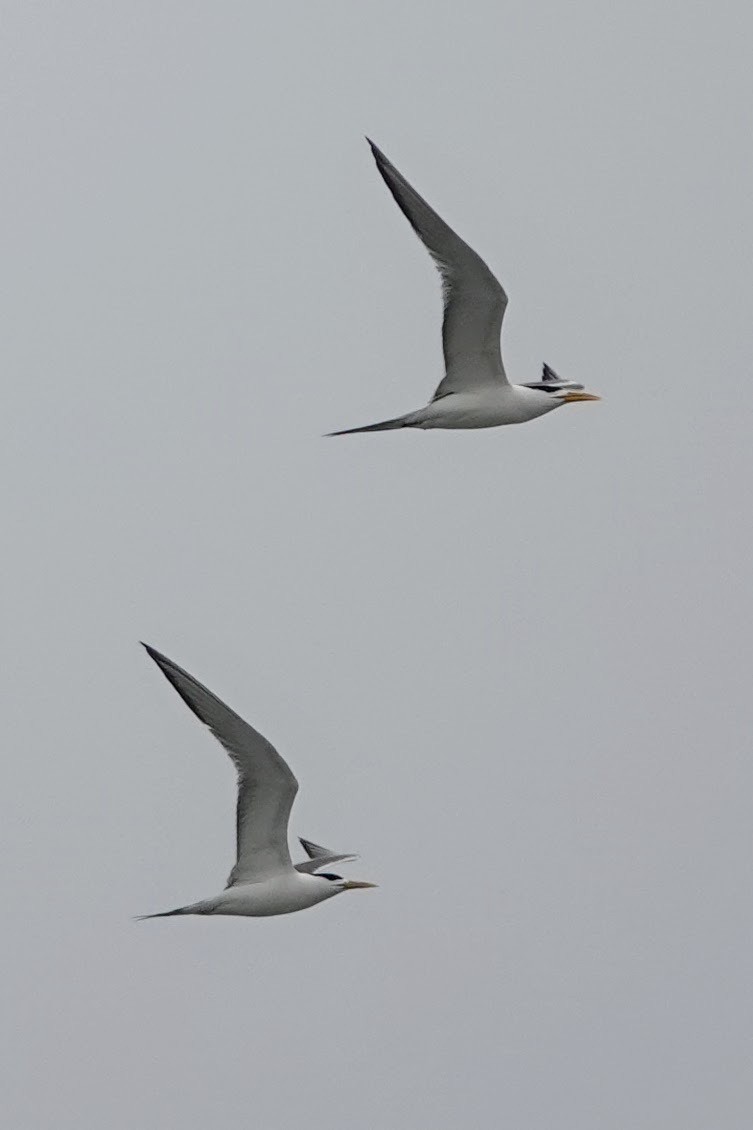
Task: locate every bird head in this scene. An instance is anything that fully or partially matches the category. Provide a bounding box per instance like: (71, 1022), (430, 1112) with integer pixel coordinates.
(527, 365), (601, 406)
(318, 872), (378, 894)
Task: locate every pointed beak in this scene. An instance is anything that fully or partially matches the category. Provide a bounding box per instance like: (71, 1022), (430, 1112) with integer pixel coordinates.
(561, 391), (601, 403)
(341, 880), (378, 890)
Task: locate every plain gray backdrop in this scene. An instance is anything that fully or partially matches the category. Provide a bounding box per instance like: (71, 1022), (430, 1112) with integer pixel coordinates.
(2, 3), (752, 1127)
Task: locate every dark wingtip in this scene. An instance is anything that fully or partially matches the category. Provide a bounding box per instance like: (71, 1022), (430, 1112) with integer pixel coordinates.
(366, 138), (388, 167)
(141, 641), (166, 666)
(142, 643), (189, 702)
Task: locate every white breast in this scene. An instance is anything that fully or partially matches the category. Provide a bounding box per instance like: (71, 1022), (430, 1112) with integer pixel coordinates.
(417, 385), (559, 429)
(209, 872), (337, 917)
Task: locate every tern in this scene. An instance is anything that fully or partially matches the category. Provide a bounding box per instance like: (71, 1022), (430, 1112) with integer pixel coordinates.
(137, 644), (376, 919)
(328, 141), (600, 435)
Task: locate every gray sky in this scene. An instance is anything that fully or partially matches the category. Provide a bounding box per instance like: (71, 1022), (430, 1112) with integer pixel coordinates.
(2, 2), (752, 1127)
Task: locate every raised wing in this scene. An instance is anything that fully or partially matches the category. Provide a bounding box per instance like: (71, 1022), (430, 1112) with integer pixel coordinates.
(294, 836), (358, 875)
(143, 644), (298, 886)
(368, 139), (509, 396)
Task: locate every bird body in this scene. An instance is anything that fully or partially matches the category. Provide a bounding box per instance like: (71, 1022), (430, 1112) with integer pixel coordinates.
(328, 141), (599, 435)
(419, 386), (559, 429)
(138, 644), (375, 921)
(335, 385), (563, 435)
(143, 870), (344, 919)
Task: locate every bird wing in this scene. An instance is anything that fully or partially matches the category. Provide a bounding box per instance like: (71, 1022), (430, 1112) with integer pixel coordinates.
(295, 854), (357, 875)
(143, 644), (298, 886)
(368, 139), (509, 396)
(294, 836), (358, 874)
(520, 362), (584, 394)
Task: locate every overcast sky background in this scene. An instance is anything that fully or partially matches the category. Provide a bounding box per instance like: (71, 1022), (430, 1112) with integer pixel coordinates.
(2, 3), (752, 1127)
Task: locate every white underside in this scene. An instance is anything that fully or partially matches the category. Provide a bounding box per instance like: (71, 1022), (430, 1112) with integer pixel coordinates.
(410, 385), (561, 429)
(196, 871), (338, 917)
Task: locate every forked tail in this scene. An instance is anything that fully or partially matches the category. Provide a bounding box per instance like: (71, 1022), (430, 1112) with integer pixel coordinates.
(326, 414), (411, 436)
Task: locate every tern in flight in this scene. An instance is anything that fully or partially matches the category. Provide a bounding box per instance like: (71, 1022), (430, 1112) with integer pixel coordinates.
(328, 141), (600, 435)
(137, 645), (376, 919)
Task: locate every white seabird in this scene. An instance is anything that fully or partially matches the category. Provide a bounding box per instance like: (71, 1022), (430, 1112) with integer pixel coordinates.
(137, 644), (375, 920)
(329, 140), (600, 435)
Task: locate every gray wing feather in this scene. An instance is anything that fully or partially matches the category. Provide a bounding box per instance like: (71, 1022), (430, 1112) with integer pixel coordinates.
(368, 139), (509, 396)
(295, 836), (358, 874)
(143, 644), (298, 886)
(520, 362), (584, 393)
(295, 854), (358, 875)
(299, 836), (337, 859)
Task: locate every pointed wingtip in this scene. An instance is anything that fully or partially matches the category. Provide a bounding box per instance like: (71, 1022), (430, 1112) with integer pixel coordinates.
(141, 643), (176, 679)
(366, 137), (386, 165)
